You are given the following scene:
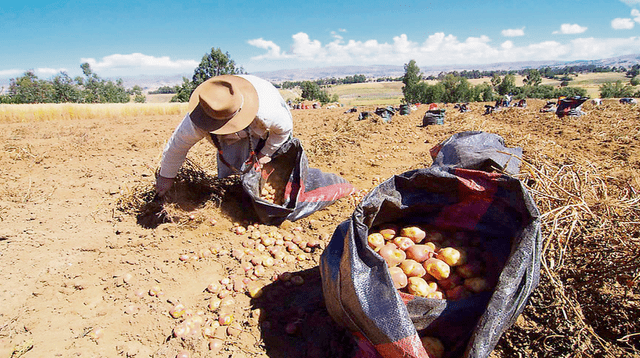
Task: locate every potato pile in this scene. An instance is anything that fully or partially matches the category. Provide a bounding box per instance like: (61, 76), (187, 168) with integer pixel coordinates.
(368, 224), (493, 301)
(260, 180), (286, 205)
(368, 224), (496, 357)
(165, 222), (323, 354)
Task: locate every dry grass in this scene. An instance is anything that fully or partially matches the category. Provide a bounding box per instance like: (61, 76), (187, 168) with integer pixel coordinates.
(504, 154), (639, 357)
(0, 103), (188, 123)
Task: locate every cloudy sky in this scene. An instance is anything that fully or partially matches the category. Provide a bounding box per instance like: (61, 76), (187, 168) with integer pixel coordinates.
(2, 0), (640, 82)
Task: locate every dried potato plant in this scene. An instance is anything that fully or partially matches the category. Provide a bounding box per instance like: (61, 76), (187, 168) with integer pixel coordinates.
(116, 158), (235, 228)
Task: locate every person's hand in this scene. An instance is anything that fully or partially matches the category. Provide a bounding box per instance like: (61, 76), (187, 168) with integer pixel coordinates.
(257, 154), (271, 165)
(252, 153), (271, 171)
(155, 175), (175, 197)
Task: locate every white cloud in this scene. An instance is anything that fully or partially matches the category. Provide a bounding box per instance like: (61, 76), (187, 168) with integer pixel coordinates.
(501, 41), (514, 49)
(247, 31), (640, 68)
(633, 9), (640, 22)
(80, 53), (198, 75)
(502, 28), (525, 37)
(0, 69), (25, 77)
(247, 38), (287, 59)
(36, 68), (68, 76)
(553, 23), (588, 34)
(330, 31), (344, 41)
(621, 0), (640, 5)
(0, 68), (70, 79)
(612, 18), (635, 29)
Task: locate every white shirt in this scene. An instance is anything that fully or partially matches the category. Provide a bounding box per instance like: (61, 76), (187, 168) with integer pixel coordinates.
(159, 75), (293, 178)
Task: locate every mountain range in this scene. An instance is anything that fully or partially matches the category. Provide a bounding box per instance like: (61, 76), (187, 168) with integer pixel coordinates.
(129, 53), (640, 90)
(3, 54), (640, 91)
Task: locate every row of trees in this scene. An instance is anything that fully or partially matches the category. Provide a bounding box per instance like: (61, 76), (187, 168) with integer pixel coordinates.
(280, 74), (368, 90)
(0, 63), (144, 104)
(599, 81), (640, 98)
(402, 60), (589, 104)
(430, 64), (633, 82)
(4, 47), (639, 105)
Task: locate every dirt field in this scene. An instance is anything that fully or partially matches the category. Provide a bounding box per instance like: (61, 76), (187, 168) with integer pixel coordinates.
(1, 99), (639, 358)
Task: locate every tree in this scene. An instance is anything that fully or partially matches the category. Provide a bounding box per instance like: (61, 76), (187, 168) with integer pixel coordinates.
(490, 73), (502, 89)
(402, 60), (423, 104)
(78, 63), (129, 103)
(497, 74), (516, 95)
(171, 77), (195, 102)
(630, 76), (640, 86)
(8, 71), (54, 103)
(473, 82), (494, 102)
(441, 74), (472, 103)
(51, 72), (82, 103)
(129, 85), (146, 103)
(173, 48), (245, 102)
(523, 69), (542, 87)
(192, 48), (244, 87)
(600, 81), (634, 98)
(300, 81), (335, 104)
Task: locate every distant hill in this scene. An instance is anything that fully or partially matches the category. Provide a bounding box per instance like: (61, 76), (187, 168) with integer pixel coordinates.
(3, 54), (639, 92)
(117, 53), (640, 89)
(253, 54), (640, 83)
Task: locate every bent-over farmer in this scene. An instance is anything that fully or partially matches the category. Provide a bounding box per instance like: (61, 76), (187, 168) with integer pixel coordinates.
(155, 74), (293, 196)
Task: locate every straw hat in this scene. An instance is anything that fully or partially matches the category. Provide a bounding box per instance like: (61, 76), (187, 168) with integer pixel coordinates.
(187, 75), (259, 134)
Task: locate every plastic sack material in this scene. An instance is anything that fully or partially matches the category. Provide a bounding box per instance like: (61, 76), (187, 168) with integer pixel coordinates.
(556, 96), (588, 117)
(241, 137), (355, 225)
(422, 109), (446, 126)
(320, 132), (542, 358)
(374, 106), (396, 123)
(429, 131), (523, 175)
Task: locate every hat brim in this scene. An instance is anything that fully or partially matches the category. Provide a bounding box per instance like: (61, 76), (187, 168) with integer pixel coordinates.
(187, 75), (259, 135)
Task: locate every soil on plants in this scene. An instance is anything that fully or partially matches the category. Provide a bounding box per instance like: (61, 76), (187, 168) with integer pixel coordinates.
(0, 99), (639, 358)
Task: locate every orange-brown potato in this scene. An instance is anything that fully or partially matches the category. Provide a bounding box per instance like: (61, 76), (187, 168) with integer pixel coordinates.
(423, 258), (451, 280)
(399, 259), (427, 277)
(420, 336), (444, 358)
(407, 277), (436, 297)
(388, 266), (408, 289)
(436, 247), (467, 267)
(400, 226), (426, 243)
(404, 244), (435, 263)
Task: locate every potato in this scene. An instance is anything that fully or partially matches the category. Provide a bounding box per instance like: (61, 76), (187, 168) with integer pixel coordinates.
(367, 233), (385, 250)
(378, 224), (399, 240)
(420, 336), (444, 358)
(463, 277), (491, 293)
(400, 226), (426, 243)
(424, 242), (438, 251)
(404, 244), (435, 263)
(424, 230), (444, 242)
(423, 258), (450, 280)
(378, 243), (406, 267)
(426, 290), (445, 299)
(399, 259), (426, 277)
(436, 247), (467, 267)
(445, 285), (471, 301)
(392, 236), (415, 251)
(388, 266), (408, 289)
(456, 261), (484, 279)
(437, 273), (462, 291)
(407, 277), (436, 297)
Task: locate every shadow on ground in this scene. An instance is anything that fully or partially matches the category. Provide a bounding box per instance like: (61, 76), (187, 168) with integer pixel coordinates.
(251, 266), (357, 358)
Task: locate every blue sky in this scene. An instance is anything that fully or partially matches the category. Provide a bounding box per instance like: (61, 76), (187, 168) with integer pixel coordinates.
(2, 0), (640, 82)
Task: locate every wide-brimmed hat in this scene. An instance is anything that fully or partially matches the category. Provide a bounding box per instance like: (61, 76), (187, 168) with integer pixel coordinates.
(187, 75), (259, 134)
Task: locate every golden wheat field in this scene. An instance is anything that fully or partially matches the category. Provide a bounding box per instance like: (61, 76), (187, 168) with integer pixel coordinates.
(0, 98), (639, 358)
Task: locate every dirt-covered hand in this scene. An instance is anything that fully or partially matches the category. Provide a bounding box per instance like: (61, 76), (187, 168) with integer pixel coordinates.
(155, 175), (175, 197)
(257, 154), (271, 165)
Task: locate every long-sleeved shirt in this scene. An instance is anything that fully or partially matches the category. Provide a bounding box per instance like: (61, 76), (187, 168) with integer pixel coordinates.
(159, 75), (293, 179)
